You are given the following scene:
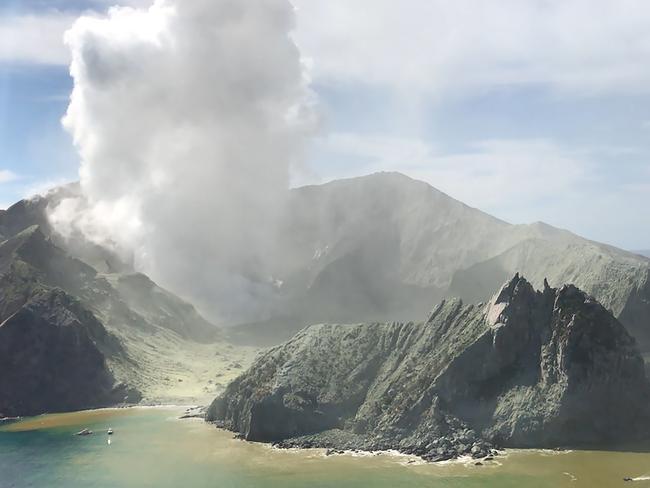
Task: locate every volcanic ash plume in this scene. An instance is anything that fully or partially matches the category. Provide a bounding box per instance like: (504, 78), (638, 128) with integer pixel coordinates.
(49, 0), (315, 323)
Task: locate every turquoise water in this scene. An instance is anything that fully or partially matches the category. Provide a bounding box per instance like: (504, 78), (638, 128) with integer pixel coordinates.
(2, 407), (650, 488)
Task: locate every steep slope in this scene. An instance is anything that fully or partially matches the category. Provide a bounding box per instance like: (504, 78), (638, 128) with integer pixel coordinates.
(208, 276), (650, 460)
(0, 225), (217, 343)
(232, 173), (650, 350)
(265, 173), (514, 322)
(0, 225), (253, 410)
(0, 265), (140, 416)
(0, 185), (131, 274)
(0, 193), (55, 239)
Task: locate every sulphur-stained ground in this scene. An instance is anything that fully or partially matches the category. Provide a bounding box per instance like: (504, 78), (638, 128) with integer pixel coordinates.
(108, 326), (260, 405)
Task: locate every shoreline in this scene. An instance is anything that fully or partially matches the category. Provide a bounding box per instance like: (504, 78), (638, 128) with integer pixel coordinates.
(1, 406), (616, 470)
(6, 406), (497, 465)
(207, 419), (502, 464)
(5, 404), (650, 487)
(265, 444), (507, 467)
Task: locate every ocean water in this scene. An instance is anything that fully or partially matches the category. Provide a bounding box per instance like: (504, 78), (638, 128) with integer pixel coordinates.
(1, 407), (650, 488)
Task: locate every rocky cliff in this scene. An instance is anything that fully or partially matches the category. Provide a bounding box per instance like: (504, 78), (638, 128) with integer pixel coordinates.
(208, 275), (650, 460)
(0, 276), (140, 417)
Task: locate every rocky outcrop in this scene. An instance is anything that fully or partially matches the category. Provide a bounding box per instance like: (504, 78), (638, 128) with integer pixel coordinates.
(0, 286), (140, 417)
(208, 276), (650, 460)
(0, 194), (55, 240)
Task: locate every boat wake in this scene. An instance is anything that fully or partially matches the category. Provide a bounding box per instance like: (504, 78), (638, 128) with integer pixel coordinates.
(562, 472), (577, 481)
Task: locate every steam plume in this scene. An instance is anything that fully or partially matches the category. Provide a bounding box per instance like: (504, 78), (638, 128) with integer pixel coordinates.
(50, 0), (315, 323)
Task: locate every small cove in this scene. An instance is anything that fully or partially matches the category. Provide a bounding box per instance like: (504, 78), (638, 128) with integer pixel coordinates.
(2, 407), (650, 488)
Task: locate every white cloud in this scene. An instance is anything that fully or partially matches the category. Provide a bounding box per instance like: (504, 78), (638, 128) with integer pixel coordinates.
(0, 170), (18, 184)
(293, 0), (650, 96)
(0, 14), (75, 65)
(312, 133), (590, 215)
(6, 1), (647, 250)
(10, 0), (650, 97)
(0, 1), (153, 66)
(49, 0), (316, 323)
(309, 132), (650, 248)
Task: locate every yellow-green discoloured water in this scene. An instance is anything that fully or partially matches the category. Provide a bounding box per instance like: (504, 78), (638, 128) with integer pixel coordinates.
(2, 407), (650, 488)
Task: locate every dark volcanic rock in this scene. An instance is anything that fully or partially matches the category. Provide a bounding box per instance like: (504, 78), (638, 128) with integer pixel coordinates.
(207, 275), (650, 460)
(0, 195), (54, 239)
(0, 288), (140, 417)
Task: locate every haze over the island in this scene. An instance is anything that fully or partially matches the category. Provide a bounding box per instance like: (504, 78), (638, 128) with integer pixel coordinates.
(1, 0), (649, 254)
(4, 3), (650, 484)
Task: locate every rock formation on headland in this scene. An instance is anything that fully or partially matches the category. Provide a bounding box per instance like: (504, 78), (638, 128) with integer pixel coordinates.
(207, 275), (650, 461)
(0, 285), (139, 417)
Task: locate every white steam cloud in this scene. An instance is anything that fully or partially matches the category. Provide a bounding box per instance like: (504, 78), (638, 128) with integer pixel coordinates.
(50, 0), (315, 323)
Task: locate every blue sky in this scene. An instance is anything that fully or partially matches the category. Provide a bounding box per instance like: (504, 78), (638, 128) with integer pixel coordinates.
(0, 64), (76, 195)
(1, 0), (649, 250)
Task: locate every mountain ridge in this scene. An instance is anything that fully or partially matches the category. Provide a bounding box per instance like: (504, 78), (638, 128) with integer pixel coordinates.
(5, 173), (650, 352)
(233, 172), (650, 350)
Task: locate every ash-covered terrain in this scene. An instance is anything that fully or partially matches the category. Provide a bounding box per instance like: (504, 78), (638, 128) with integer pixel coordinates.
(0, 189), (256, 416)
(231, 173), (650, 353)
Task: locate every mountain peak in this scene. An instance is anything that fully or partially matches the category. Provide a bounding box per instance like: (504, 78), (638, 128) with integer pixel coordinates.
(295, 172), (456, 202)
(487, 273), (536, 325)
